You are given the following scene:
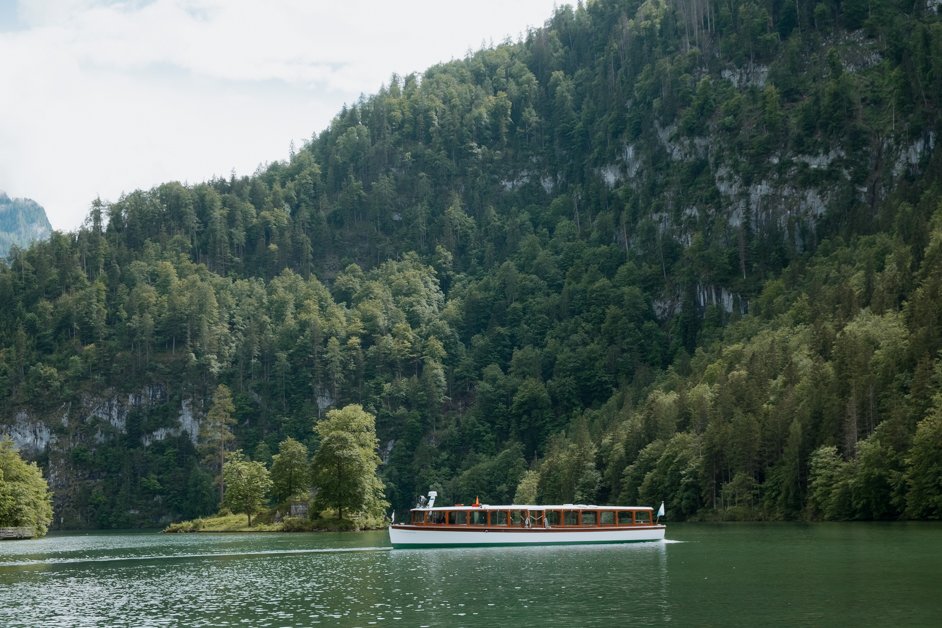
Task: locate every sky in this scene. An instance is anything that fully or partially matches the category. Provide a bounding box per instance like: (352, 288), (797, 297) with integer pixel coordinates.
(0, 0), (563, 231)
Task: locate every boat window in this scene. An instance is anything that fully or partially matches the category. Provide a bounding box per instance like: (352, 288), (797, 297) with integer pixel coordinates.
(600, 511), (614, 525)
(635, 510), (651, 524)
(430, 511), (446, 524)
(490, 511), (508, 526)
(449, 511), (467, 525)
(582, 511), (597, 526)
(617, 511), (633, 525)
(470, 510), (486, 526)
(564, 511), (578, 526)
(411, 511), (426, 524)
(511, 510), (526, 526)
(530, 510), (547, 528)
(546, 511), (561, 527)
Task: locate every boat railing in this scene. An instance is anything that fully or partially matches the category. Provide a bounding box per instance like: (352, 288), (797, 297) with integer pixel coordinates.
(407, 507), (658, 527)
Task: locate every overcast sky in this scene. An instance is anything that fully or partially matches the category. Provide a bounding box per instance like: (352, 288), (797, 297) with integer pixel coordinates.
(0, 0), (562, 231)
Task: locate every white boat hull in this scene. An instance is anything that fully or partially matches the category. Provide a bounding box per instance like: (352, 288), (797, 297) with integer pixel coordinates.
(388, 525), (665, 548)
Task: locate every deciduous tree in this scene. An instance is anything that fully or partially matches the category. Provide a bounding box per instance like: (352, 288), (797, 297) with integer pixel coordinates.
(270, 437), (310, 504)
(310, 404), (387, 522)
(0, 439), (53, 536)
(222, 452), (272, 526)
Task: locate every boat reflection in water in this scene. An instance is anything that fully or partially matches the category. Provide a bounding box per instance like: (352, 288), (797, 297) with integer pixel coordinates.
(389, 491), (666, 548)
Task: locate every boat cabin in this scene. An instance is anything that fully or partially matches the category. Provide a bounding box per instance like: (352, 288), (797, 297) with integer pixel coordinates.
(408, 505), (655, 528)
(390, 492), (665, 547)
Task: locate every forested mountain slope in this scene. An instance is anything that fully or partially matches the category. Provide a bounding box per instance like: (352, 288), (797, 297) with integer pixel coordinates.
(2, 0), (942, 526)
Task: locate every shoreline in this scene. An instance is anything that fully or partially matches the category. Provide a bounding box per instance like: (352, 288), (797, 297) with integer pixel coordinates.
(163, 512), (386, 534)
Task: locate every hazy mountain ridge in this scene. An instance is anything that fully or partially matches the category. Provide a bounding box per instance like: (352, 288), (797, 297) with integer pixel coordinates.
(0, 192), (52, 258)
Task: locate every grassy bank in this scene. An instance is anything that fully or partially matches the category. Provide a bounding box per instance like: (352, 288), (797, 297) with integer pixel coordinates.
(163, 512), (387, 533)
(163, 513), (285, 533)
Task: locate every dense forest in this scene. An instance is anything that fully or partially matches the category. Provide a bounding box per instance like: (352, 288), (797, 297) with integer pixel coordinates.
(2, 0), (942, 527)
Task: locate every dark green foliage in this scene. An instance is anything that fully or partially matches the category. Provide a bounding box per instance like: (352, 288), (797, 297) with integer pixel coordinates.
(905, 399), (942, 519)
(451, 444), (527, 505)
(270, 437), (310, 504)
(2, 0), (942, 527)
(201, 385), (236, 504)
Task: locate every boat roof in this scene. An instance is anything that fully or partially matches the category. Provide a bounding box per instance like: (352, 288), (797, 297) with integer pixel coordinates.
(412, 504), (654, 511)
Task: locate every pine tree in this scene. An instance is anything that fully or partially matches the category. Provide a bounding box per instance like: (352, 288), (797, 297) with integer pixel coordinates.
(200, 385), (236, 505)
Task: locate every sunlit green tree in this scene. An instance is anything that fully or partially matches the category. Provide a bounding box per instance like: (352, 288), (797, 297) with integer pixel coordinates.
(222, 453), (271, 527)
(310, 405), (387, 522)
(270, 437), (310, 504)
(0, 439), (53, 536)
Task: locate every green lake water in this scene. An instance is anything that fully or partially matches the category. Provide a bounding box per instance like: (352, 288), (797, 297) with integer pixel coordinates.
(1, 523), (939, 626)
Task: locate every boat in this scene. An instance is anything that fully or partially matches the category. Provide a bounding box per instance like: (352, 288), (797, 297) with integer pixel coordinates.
(388, 491), (666, 548)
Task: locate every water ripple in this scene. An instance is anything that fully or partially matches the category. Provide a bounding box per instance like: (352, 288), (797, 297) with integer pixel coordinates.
(0, 545), (391, 569)
(3, 525), (938, 626)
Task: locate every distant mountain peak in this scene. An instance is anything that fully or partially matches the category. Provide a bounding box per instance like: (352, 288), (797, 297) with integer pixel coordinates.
(0, 193), (53, 258)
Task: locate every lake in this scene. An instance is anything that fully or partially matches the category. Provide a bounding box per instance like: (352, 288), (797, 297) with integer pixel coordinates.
(1, 523), (939, 626)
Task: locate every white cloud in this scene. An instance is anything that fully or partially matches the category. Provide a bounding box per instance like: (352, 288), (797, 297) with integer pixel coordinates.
(0, 0), (561, 230)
